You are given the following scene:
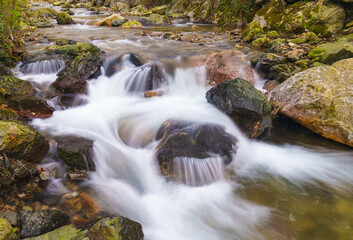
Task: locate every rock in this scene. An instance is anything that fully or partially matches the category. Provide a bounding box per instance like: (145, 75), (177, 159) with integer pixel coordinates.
(45, 42), (102, 58)
(156, 120), (237, 177)
(20, 210), (69, 238)
(254, 53), (289, 82)
(7, 96), (55, 118)
(57, 52), (103, 80)
(55, 135), (95, 171)
(64, 197), (82, 214)
(189, 50), (255, 86)
(74, 3), (91, 8)
(253, 0), (346, 37)
(0, 218), (16, 240)
(250, 37), (268, 48)
(51, 75), (87, 94)
(111, 18), (128, 27)
(104, 53), (143, 77)
(206, 78), (272, 138)
(31, 8), (58, 18)
(0, 121), (49, 162)
(115, 2), (129, 11)
(88, 217), (144, 240)
(138, 14), (171, 26)
(7, 158), (40, 180)
(78, 192), (99, 214)
(94, 14), (125, 27)
(33, 21), (54, 28)
(23, 225), (79, 240)
(61, 3), (74, 9)
(53, 1), (66, 6)
(120, 21), (142, 29)
(308, 41), (353, 64)
(0, 108), (22, 121)
(0, 76), (36, 99)
(0, 64), (11, 77)
(150, 5), (168, 15)
(56, 12), (73, 25)
(0, 211), (17, 226)
(242, 21), (264, 42)
(268, 58), (353, 147)
(55, 38), (77, 46)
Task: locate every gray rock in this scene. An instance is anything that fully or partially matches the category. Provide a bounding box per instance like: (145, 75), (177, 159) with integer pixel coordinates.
(0, 211), (18, 226)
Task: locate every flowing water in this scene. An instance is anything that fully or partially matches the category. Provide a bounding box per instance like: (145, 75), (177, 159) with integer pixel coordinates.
(17, 8), (353, 240)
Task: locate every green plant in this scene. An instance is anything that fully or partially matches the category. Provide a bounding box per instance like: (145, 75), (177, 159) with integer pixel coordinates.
(0, 0), (27, 65)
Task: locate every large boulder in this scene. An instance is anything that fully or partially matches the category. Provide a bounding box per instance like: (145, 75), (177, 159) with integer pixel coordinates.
(56, 12), (73, 25)
(94, 14), (126, 27)
(155, 120), (237, 179)
(268, 58), (353, 147)
(308, 40), (353, 64)
(0, 218), (16, 240)
(104, 53), (143, 77)
(23, 225), (79, 240)
(51, 75), (87, 94)
(242, 21), (264, 42)
(0, 76), (36, 98)
(20, 210), (69, 238)
(0, 121), (49, 162)
(188, 50), (255, 86)
(45, 42), (102, 58)
(7, 96), (54, 118)
(31, 8), (58, 18)
(253, 0), (346, 37)
(206, 78), (272, 138)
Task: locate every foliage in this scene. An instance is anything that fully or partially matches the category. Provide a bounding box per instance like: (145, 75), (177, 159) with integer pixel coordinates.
(218, 0), (254, 27)
(0, 0), (27, 65)
(141, 0), (172, 8)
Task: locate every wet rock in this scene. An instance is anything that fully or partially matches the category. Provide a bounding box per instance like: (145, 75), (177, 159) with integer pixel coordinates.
(308, 41), (353, 64)
(0, 121), (49, 162)
(20, 210), (69, 238)
(268, 58), (353, 147)
(0, 218), (16, 240)
(64, 197), (82, 214)
(156, 120), (237, 177)
(55, 135), (95, 171)
(0, 64), (11, 77)
(31, 8), (58, 19)
(0, 108), (23, 121)
(253, 53), (290, 82)
(189, 50), (255, 86)
(53, 1), (66, 6)
(111, 18), (128, 27)
(0, 211), (17, 226)
(45, 42), (102, 58)
(120, 21), (142, 29)
(57, 52), (103, 80)
(32, 21), (53, 28)
(56, 12), (73, 25)
(54, 94), (86, 109)
(0, 76), (36, 99)
(7, 96), (54, 119)
(61, 3), (74, 9)
(24, 225), (79, 240)
(51, 75), (87, 94)
(55, 38), (77, 46)
(150, 5), (168, 15)
(78, 192), (99, 215)
(242, 21), (264, 42)
(138, 14), (171, 26)
(105, 53), (143, 77)
(94, 14), (125, 27)
(206, 78), (272, 138)
(250, 37), (268, 48)
(88, 217), (144, 240)
(125, 61), (168, 93)
(7, 158), (40, 180)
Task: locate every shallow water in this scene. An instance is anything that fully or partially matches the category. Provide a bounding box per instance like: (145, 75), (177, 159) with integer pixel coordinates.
(19, 9), (353, 240)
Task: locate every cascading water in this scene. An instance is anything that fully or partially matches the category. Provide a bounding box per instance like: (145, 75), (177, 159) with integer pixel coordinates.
(19, 59), (65, 74)
(23, 53), (353, 240)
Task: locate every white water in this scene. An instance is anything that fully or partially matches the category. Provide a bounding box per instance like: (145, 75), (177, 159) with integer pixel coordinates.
(25, 56), (353, 239)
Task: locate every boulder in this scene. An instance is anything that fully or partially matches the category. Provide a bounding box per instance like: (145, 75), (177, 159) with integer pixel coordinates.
(32, 21), (54, 28)
(242, 21), (264, 42)
(0, 76), (36, 99)
(120, 21), (142, 29)
(111, 18), (128, 27)
(155, 120), (237, 177)
(252, 53), (290, 82)
(0, 211), (17, 226)
(0, 108), (23, 121)
(23, 225), (79, 240)
(0, 218), (16, 240)
(45, 42), (102, 58)
(150, 5), (168, 15)
(206, 78), (272, 138)
(0, 63), (11, 77)
(31, 8), (58, 18)
(253, 0), (346, 37)
(20, 210), (69, 238)
(55, 135), (95, 171)
(268, 58), (353, 147)
(94, 14), (125, 27)
(104, 53), (143, 77)
(0, 121), (49, 162)
(308, 41), (353, 64)
(55, 38), (77, 46)
(138, 14), (171, 26)
(188, 50), (255, 86)
(56, 12), (73, 25)
(51, 75), (87, 94)
(7, 96), (55, 118)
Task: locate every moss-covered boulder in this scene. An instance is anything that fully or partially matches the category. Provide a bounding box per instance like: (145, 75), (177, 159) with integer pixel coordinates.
(55, 38), (77, 46)
(139, 14), (171, 26)
(308, 41), (353, 64)
(0, 218), (16, 240)
(242, 21), (264, 42)
(268, 58), (353, 147)
(24, 225), (79, 240)
(0, 108), (23, 121)
(0, 76), (36, 98)
(53, 1), (65, 6)
(32, 8), (58, 18)
(253, 0), (346, 36)
(57, 12), (73, 25)
(120, 21), (142, 29)
(206, 78), (272, 138)
(45, 42), (102, 58)
(94, 14), (125, 27)
(250, 37), (268, 48)
(115, 2), (129, 11)
(0, 121), (49, 162)
(150, 5), (168, 15)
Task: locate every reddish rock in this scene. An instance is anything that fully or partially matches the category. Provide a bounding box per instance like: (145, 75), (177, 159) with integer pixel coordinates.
(64, 197), (82, 214)
(7, 96), (54, 119)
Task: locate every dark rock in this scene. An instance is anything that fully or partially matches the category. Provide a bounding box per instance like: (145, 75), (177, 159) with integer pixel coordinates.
(137, 17), (153, 26)
(54, 94), (87, 109)
(155, 120), (237, 177)
(206, 78), (272, 138)
(0, 63), (11, 76)
(104, 53), (143, 77)
(8, 158), (40, 180)
(7, 96), (55, 118)
(55, 135), (95, 171)
(51, 75), (87, 94)
(20, 210), (69, 238)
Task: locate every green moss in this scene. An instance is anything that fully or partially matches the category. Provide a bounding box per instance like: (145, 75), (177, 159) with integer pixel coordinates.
(32, 8), (58, 18)
(46, 42), (102, 57)
(242, 21), (264, 42)
(120, 21), (142, 29)
(0, 218), (16, 240)
(308, 42), (353, 64)
(57, 12), (73, 25)
(53, 1), (65, 6)
(0, 75), (35, 97)
(250, 37), (267, 48)
(24, 225), (79, 240)
(0, 109), (22, 121)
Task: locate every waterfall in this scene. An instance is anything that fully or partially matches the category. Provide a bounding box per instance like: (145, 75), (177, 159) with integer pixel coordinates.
(20, 59), (65, 74)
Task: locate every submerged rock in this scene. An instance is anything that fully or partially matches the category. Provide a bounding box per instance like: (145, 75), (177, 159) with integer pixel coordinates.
(0, 218), (16, 240)
(20, 210), (69, 238)
(7, 96), (55, 118)
(56, 12), (73, 25)
(0, 121), (49, 162)
(155, 120), (237, 178)
(206, 78), (272, 138)
(268, 58), (353, 147)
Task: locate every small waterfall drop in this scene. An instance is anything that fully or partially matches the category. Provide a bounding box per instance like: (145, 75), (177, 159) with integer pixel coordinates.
(20, 59), (65, 74)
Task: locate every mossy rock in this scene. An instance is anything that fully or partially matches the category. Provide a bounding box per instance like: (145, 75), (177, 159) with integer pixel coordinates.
(150, 5), (168, 15)
(53, 1), (65, 6)
(24, 225), (79, 240)
(308, 41), (353, 64)
(75, 3), (91, 8)
(120, 21), (142, 29)
(267, 31), (279, 39)
(55, 38), (77, 46)
(242, 21), (264, 42)
(0, 120), (49, 162)
(0, 108), (22, 121)
(250, 37), (268, 48)
(94, 14), (125, 27)
(57, 12), (73, 25)
(0, 218), (16, 240)
(45, 42), (102, 57)
(61, 3), (74, 9)
(115, 2), (129, 11)
(147, 14), (171, 26)
(32, 21), (54, 28)
(32, 8), (58, 18)
(0, 75), (36, 98)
